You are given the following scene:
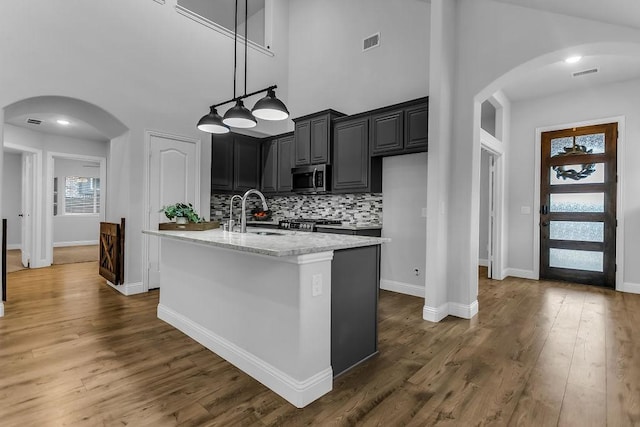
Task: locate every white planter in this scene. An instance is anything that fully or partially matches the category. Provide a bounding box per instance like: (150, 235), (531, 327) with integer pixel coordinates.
(175, 217), (188, 225)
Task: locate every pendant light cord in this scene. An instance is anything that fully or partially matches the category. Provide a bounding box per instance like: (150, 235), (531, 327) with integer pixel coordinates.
(232, 0), (238, 99)
(244, 0), (248, 97)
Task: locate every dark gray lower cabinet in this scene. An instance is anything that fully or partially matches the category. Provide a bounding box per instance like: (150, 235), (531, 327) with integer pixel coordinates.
(331, 245), (380, 377)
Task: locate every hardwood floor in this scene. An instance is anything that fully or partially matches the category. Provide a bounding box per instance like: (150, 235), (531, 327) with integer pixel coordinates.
(1, 263), (640, 426)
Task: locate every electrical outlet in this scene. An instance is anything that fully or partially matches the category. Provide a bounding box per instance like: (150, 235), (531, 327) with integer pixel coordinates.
(214, 210), (222, 216)
(312, 274), (323, 297)
(414, 268), (420, 276)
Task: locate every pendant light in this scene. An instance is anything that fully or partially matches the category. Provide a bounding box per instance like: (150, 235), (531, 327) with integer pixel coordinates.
(197, 107), (229, 134)
(252, 87), (289, 120)
(197, 0), (289, 133)
(223, 0), (256, 128)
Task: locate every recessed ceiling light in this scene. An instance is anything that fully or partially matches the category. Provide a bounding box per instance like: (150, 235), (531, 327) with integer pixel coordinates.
(56, 119), (70, 125)
(565, 56), (582, 64)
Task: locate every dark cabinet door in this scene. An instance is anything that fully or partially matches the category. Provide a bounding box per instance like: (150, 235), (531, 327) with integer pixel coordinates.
(211, 134), (234, 192)
(310, 116), (330, 164)
(277, 135), (294, 192)
(294, 121), (311, 166)
(405, 103), (428, 150)
(261, 139), (278, 193)
(371, 110), (404, 155)
(333, 117), (370, 192)
(233, 136), (260, 192)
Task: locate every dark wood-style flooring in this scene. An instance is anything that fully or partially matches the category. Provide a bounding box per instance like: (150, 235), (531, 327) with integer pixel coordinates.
(1, 262), (639, 426)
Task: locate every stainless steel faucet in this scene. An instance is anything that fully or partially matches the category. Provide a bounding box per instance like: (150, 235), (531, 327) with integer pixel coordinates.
(240, 189), (268, 233)
(227, 194), (242, 231)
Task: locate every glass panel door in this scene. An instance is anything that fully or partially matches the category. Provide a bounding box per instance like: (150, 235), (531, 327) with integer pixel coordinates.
(540, 123), (617, 287)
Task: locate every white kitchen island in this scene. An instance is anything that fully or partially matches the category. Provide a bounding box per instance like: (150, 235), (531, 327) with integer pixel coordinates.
(142, 227), (387, 408)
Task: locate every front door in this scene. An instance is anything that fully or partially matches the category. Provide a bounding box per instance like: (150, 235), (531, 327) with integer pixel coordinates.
(540, 123), (617, 287)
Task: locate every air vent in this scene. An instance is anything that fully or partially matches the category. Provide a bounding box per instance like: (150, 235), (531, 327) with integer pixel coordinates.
(363, 32), (380, 52)
(27, 118), (42, 125)
(572, 68), (598, 78)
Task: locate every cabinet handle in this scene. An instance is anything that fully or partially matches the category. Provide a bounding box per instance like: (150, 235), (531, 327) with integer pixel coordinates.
(312, 167), (317, 192)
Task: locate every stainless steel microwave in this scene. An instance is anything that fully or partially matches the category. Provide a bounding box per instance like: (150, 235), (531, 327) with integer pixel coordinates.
(291, 164), (330, 193)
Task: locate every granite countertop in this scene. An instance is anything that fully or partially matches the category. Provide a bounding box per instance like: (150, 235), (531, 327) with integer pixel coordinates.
(315, 223), (382, 231)
(143, 228), (388, 257)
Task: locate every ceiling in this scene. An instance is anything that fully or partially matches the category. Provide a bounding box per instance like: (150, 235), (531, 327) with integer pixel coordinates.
(493, 0), (640, 102)
(6, 112), (110, 142)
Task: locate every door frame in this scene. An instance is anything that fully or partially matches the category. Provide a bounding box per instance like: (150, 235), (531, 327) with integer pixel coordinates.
(534, 116), (625, 290)
(3, 142), (44, 268)
(142, 130), (201, 292)
(45, 152), (107, 266)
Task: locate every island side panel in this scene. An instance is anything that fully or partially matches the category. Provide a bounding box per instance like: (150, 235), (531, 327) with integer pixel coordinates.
(156, 238), (333, 408)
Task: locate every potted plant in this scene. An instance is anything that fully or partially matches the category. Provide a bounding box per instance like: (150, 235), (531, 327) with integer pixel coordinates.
(160, 203), (203, 224)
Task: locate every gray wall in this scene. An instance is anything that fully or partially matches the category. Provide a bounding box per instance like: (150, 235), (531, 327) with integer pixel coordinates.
(2, 151), (22, 248)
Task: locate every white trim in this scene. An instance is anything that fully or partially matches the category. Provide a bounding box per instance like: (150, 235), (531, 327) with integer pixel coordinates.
(449, 300), (479, 319)
(619, 282), (640, 295)
(46, 152), (106, 267)
(7, 244), (21, 250)
(380, 279), (424, 298)
(478, 258), (489, 267)
(106, 280), (144, 296)
(143, 130), (202, 292)
(505, 268), (537, 280)
(3, 142), (45, 268)
(0, 302), (4, 317)
(175, 5), (274, 57)
(152, 0), (165, 4)
(534, 116), (625, 289)
(158, 303), (332, 408)
(53, 240), (99, 248)
(423, 302), (449, 323)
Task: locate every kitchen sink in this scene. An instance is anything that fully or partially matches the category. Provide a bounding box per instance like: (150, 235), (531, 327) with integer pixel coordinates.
(249, 231), (284, 236)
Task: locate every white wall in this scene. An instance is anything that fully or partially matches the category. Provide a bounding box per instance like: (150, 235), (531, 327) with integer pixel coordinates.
(0, 0), (291, 286)
(381, 153), (427, 297)
(288, 0), (430, 116)
(478, 150), (490, 264)
(508, 77), (640, 288)
(53, 158), (101, 246)
(2, 151), (22, 247)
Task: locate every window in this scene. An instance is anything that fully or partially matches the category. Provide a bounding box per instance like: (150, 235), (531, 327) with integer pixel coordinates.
(177, 0), (269, 50)
(64, 176), (100, 214)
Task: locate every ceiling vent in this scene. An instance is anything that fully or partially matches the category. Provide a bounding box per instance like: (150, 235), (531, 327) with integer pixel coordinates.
(572, 68), (598, 78)
(27, 118), (42, 125)
(363, 32), (380, 52)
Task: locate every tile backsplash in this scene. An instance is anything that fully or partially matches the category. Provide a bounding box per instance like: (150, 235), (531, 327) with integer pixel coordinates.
(211, 193), (382, 225)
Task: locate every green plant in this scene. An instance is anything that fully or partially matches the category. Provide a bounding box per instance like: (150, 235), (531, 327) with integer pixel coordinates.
(160, 203), (203, 223)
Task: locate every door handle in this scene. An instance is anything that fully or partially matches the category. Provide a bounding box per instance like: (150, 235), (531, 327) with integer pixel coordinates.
(541, 221), (549, 227)
(540, 205), (549, 215)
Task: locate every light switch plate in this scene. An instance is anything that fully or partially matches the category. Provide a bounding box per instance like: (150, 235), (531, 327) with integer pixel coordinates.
(521, 206), (531, 215)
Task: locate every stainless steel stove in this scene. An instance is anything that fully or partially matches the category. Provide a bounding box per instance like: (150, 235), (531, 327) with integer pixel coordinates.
(278, 218), (342, 232)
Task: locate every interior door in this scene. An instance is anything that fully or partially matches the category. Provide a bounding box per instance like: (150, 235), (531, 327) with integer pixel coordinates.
(147, 134), (198, 289)
(20, 153), (32, 268)
(540, 123), (617, 287)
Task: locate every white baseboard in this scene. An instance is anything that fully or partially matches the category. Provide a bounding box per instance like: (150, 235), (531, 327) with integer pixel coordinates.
(106, 281), (144, 296)
(380, 279), (424, 298)
(478, 258), (489, 267)
(53, 240), (99, 248)
(0, 302), (4, 317)
(423, 302), (449, 322)
(449, 300), (479, 319)
(505, 268), (537, 280)
(158, 304), (332, 408)
(7, 244), (21, 250)
(618, 282), (640, 294)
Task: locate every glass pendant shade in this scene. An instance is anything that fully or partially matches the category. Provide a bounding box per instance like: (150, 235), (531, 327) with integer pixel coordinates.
(197, 107), (229, 134)
(252, 88), (289, 121)
(223, 100), (257, 128)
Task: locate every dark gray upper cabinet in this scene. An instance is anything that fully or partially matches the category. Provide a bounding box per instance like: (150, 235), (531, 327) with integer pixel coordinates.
(293, 110), (344, 166)
(211, 134), (234, 192)
(333, 116), (382, 193)
(261, 133), (294, 194)
(211, 134), (260, 194)
(371, 97), (428, 156)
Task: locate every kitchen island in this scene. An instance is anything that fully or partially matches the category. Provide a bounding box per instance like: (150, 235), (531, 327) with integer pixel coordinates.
(142, 227), (387, 407)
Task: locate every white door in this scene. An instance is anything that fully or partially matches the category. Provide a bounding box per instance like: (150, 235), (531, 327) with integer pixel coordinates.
(487, 154), (495, 279)
(20, 153), (33, 268)
(147, 134), (199, 289)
